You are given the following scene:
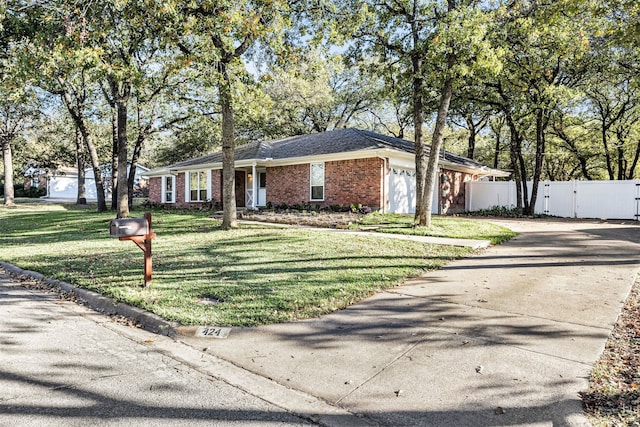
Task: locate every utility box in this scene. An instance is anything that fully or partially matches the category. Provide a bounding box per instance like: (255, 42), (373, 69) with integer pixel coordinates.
(109, 218), (149, 237)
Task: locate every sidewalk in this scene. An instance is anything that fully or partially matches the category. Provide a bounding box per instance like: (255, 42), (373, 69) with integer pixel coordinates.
(239, 220), (491, 249)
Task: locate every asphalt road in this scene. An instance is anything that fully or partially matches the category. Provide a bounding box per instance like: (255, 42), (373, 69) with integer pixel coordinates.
(0, 276), (314, 427)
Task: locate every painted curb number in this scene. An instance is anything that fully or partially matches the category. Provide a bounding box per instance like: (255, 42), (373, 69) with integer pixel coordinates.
(195, 326), (231, 339)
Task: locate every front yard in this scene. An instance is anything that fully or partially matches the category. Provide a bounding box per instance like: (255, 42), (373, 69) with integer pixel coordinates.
(0, 204), (514, 326)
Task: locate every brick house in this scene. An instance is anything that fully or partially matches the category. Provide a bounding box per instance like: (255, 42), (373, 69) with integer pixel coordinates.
(146, 128), (508, 214)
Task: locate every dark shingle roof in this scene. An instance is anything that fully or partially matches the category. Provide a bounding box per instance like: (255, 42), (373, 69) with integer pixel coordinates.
(163, 128), (500, 173)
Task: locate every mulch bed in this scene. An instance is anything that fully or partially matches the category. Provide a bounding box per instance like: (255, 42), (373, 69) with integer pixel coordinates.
(580, 279), (640, 426)
(242, 211), (363, 229)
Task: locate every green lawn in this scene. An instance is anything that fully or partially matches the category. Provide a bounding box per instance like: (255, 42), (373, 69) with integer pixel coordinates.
(354, 212), (517, 244)
(0, 204), (515, 326)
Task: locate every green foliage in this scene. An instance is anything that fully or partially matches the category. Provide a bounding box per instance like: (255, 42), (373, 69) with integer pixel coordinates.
(354, 212), (517, 245)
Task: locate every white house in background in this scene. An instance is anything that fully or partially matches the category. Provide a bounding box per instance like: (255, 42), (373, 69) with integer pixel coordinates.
(44, 164), (150, 201)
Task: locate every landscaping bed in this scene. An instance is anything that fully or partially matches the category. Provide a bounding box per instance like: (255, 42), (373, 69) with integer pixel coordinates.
(581, 277), (640, 426)
(242, 210), (362, 228)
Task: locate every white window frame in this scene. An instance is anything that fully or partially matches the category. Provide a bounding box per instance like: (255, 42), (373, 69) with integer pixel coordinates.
(161, 175), (176, 203)
(310, 162), (324, 201)
(185, 170), (210, 202)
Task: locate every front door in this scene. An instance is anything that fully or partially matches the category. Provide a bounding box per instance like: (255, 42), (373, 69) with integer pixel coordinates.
(235, 171), (245, 207)
(257, 171), (266, 207)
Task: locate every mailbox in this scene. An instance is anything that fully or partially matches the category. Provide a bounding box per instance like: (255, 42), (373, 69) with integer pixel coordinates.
(109, 218), (149, 237)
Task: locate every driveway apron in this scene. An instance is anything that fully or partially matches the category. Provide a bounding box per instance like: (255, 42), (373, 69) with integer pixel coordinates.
(181, 220), (640, 426)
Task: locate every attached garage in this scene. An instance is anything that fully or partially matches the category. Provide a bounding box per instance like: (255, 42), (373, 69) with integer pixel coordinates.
(388, 166), (438, 214)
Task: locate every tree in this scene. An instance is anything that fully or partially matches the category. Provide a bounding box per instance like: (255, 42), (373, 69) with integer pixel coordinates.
(1, 3), (40, 205)
(174, 0), (291, 229)
(479, 0), (591, 214)
(261, 51), (383, 138)
(334, 0), (502, 226)
(0, 88), (37, 205)
(10, 1), (110, 211)
(449, 99), (492, 160)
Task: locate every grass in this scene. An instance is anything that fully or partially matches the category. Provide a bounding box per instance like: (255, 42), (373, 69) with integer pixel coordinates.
(581, 276), (640, 426)
(0, 204), (515, 326)
(353, 212), (517, 244)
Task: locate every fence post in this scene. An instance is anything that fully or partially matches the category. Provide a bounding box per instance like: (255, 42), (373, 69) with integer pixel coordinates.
(635, 180), (640, 222)
(544, 182), (550, 215)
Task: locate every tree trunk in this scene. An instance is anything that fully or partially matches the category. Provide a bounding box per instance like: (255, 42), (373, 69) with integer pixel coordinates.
(491, 117), (504, 170)
(116, 96), (130, 218)
(109, 103), (118, 210)
(419, 0), (456, 227)
(75, 126), (87, 205)
(127, 132), (144, 209)
(628, 139), (640, 179)
(58, 88), (107, 212)
(466, 114), (476, 159)
(516, 132), (529, 213)
(527, 109), (546, 216)
(602, 126), (614, 180)
(506, 114), (523, 212)
(423, 75), (454, 227)
(413, 54), (427, 226)
(2, 138), (14, 205)
(220, 65), (237, 229)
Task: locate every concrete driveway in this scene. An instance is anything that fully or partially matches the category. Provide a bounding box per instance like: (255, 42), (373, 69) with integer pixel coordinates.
(179, 219), (640, 426)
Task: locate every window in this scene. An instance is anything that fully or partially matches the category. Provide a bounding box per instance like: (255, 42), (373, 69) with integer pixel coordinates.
(310, 163), (324, 201)
(162, 175), (175, 203)
(259, 172), (266, 188)
(188, 171), (208, 202)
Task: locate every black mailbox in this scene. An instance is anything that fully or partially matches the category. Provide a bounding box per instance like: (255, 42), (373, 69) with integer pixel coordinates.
(109, 218), (149, 237)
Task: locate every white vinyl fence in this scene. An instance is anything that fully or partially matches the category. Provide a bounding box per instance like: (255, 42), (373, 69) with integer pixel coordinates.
(466, 180), (640, 220)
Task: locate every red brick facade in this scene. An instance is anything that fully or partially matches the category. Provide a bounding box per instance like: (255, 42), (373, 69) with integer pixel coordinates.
(440, 170), (475, 214)
(150, 171), (221, 208)
(211, 170), (222, 204)
(266, 158), (383, 210)
(267, 164), (310, 207)
(149, 177), (161, 203)
(150, 159), (473, 213)
(324, 158), (383, 209)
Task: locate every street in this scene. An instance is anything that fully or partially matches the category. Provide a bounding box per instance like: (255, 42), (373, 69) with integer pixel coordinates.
(0, 275), (314, 427)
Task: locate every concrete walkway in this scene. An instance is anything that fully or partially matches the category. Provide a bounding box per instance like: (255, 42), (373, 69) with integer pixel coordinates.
(239, 220), (492, 249)
(179, 219), (640, 426)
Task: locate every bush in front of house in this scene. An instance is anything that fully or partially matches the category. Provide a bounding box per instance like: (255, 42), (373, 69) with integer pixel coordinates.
(1, 184), (46, 198)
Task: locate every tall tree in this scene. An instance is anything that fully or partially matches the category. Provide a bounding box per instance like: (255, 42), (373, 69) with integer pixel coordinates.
(174, 0), (291, 229)
(12, 1), (110, 211)
(0, 88), (37, 205)
(1, 3), (40, 206)
(481, 0), (590, 214)
(336, 0), (502, 225)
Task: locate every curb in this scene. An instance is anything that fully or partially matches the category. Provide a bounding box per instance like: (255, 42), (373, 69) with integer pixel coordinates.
(0, 261), (373, 427)
(0, 261), (178, 337)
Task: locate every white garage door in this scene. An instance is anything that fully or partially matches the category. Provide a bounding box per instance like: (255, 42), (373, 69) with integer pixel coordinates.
(390, 167), (416, 214)
(389, 167), (438, 214)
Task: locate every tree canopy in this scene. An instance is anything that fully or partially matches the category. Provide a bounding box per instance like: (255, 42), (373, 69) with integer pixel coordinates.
(2, 0), (640, 220)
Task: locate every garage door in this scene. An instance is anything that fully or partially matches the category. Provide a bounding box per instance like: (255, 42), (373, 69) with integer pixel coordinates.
(389, 167), (438, 214)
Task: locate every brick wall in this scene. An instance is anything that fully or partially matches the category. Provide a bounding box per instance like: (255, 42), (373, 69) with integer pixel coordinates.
(440, 169), (475, 213)
(149, 177), (162, 203)
(211, 170), (222, 204)
(325, 158), (382, 209)
(267, 164), (309, 206)
(266, 157), (384, 210)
